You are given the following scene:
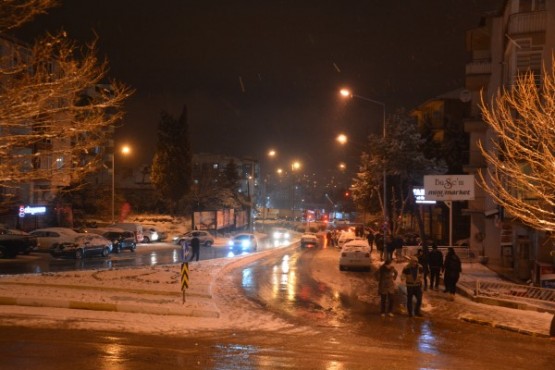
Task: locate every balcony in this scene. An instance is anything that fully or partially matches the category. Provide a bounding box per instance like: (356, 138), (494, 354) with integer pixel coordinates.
(508, 11), (547, 35)
(465, 60), (492, 75)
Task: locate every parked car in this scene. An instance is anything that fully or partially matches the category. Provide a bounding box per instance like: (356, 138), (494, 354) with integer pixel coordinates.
(100, 230), (137, 253)
(300, 233), (319, 249)
(272, 228), (291, 241)
(339, 239), (372, 271)
(228, 233), (258, 253)
(142, 225), (167, 243)
(109, 223), (144, 243)
(30, 227), (82, 251)
(49, 233), (112, 259)
(0, 228), (38, 258)
(337, 231), (356, 249)
(173, 230), (214, 247)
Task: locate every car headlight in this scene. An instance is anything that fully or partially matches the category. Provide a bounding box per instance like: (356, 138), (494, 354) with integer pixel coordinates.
(241, 240), (251, 249)
(151, 232), (159, 241)
(228, 240), (234, 247)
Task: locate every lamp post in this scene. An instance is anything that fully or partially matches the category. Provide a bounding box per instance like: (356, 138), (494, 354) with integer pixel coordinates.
(112, 145), (131, 224)
(339, 88), (387, 248)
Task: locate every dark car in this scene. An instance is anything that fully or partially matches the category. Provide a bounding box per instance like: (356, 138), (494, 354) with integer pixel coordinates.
(0, 228), (38, 258)
(50, 234), (112, 259)
(102, 230), (137, 253)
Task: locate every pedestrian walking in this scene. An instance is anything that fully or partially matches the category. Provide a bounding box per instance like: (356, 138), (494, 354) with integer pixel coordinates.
(416, 247), (430, 291)
(367, 232), (375, 253)
(385, 235), (395, 262)
(442, 247), (462, 300)
(375, 259), (398, 317)
(375, 233), (384, 260)
(189, 232), (200, 262)
(393, 235), (404, 262)
(326, 230), (333, 247)
(401, 256), (424, 317)
(428, 243), (444, 291)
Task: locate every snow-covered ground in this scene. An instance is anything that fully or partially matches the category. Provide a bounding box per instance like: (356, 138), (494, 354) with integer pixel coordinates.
(0, 228), (553, 338)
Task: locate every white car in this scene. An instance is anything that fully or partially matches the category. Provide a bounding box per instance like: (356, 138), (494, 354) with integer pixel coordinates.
(272, 228), (291, 241)
(30, 227), (82, 251)
(300, 233), (319, 248)
(174, 230), (215, 247)
(142, 226), (167, 243)
(228, 233), (258, 253)
(337, 231), (356, 248)
(339, 239), (372, 271)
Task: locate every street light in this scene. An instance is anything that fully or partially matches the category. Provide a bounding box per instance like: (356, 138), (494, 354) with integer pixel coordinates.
(112, 145), (131, 224)
(340, 88), (387, 248)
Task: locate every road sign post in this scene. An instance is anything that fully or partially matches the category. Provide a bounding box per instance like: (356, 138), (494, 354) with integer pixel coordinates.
(181, 262), (189, 304)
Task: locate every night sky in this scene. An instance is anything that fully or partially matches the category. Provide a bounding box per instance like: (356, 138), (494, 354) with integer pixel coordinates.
(14, 0), (502, 176)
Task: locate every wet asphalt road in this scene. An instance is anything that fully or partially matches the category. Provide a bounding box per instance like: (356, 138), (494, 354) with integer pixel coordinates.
(1, 240), (554, 368)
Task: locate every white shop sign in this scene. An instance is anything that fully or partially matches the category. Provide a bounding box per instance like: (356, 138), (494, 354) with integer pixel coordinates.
(423, 175), (475, 201)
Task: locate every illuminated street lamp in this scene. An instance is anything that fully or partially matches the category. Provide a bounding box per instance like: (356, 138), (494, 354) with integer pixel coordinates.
(336, 133), (348, 145)
(112, 144), (131, 223)
(340, 87), (388, 243)
(268, 149), (277, 158)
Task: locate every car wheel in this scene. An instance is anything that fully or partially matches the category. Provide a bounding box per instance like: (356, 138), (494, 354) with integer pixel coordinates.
(101, 247), (110, 257)
(143, 236), (150, 243)
(75, 249), (84, 259)
(204, 241), (213, 247)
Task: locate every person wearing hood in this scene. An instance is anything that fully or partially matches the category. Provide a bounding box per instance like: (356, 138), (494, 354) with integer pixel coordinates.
(375, 259), (398, 317)
(401, 256), (424, 317)
(442, 247), (462, 300)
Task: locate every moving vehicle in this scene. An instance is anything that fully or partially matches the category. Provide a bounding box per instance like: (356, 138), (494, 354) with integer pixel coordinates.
(0, 228), (38, 258)
(300, 233), (319, 249)
(228, 233), (258, 253)
(339, 239), (372, 271)
(174, 230), (214, 247)
(272, 228), (291, 241)
(30, 227), (82, 251)
(49, 233), (112, 259)
(142, 225), (167, 243)
(100, 229), (137, 253)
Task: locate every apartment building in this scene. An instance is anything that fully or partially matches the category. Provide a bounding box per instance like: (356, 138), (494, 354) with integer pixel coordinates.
(464, 0), (554, 282)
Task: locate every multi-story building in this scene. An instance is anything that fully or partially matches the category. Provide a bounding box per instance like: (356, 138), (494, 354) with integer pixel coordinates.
(464, 0), (554, 282)
(410, 89), (471, 244)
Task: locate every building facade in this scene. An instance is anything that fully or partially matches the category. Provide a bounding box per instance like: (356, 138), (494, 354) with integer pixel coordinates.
(464, 0), (555, 282)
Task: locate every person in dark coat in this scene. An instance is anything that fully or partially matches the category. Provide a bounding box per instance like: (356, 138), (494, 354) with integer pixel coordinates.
(442, 247), (462, 300)
(428, 243), (444, 291)
(366, 232), (375, 253)
(189, 232), (201, 262)
(393, 236), (404, 262)
(385, 235), (395, 262)
(416, 247), (430, 291)
(375, 259), (398, 317)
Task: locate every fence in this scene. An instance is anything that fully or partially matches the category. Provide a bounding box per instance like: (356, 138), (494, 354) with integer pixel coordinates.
(472, 280), (555, 307)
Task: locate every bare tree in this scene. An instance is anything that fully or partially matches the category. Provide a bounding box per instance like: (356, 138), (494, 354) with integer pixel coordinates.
(0, 0), (58, 32)
(479, 63), (555, 232)
(0, 1), (132, 209)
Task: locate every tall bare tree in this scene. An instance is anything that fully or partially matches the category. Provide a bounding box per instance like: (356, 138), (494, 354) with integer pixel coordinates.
(479, 63), (555, 232)
(0, 0), (131, 209)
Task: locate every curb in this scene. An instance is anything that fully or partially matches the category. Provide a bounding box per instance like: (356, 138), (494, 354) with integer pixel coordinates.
(460, 315), (550, 338)
(0, 295), (220, 318)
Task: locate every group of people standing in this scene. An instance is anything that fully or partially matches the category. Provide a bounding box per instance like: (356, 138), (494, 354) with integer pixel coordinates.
(375, 244), (462, 317)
